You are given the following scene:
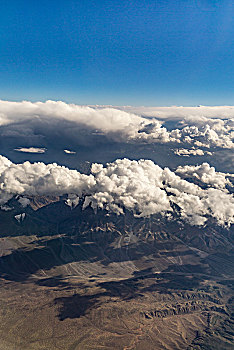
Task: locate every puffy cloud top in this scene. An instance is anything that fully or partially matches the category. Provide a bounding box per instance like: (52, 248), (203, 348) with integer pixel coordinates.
(176, 163), (234, 190)
(0, 155), (233, 227)
(0, 100), (233, 148)
(173, 148), (212, 157)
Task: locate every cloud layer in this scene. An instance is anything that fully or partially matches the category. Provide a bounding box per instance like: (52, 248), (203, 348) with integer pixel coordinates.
(0, 156), (233, 227)
(173, 148), (212, 157)
(0, 100), (233, 149)
(176, 163), (234, 190)
(14, 147), (46, 153)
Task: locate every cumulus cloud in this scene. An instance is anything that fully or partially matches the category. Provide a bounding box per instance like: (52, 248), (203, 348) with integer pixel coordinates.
(173, 148), (212, 156)
(0, 155), (233, 227)
(64, 149), (76, 154)
(0, 100), (233, 149)
(0, 100), (144, 139)
(14, 147), (46, 153)
(176, 163), (234, 190)
(118, 105), (234, 148)
(0, 155), (95, 205)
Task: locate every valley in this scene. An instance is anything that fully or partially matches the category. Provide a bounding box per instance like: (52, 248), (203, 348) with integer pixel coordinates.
(0, 199), (233, 349)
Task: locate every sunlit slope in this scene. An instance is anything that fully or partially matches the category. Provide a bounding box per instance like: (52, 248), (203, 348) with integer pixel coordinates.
(0, 198), (233, 349)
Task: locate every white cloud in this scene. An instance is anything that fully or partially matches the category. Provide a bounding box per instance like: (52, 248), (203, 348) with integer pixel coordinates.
(173, 148), (212, 156)
(0, 155), (233, 227)
(14, 147), (46, 153)
(117, 105), (234, 120)
(64, 149), (76, 154)
(176, 162), (234, 190)
(0, 156), (12, 174)
(0, 100), (233, 149)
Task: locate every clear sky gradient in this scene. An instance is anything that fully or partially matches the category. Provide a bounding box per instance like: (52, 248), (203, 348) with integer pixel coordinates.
(0, 0), (233, 106)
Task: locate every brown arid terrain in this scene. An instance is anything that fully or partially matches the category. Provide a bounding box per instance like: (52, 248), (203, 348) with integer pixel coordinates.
(0, 198), (233, 350)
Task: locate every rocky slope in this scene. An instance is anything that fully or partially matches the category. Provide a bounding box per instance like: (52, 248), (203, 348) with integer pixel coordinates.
(0, 197), (233, 349)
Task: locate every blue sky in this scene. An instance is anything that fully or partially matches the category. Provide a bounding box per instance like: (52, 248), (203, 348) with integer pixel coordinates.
(0, 0), (233, 106)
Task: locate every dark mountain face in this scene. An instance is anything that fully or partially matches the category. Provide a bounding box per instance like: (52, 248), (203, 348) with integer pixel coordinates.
(0, 197), (233, 349)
